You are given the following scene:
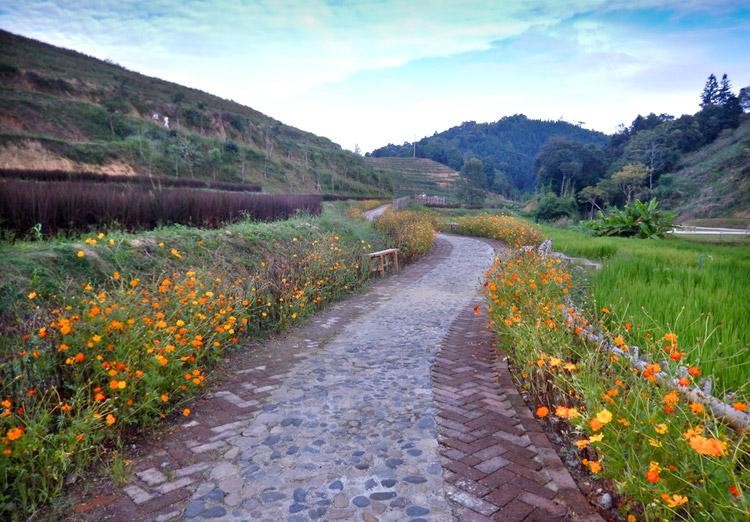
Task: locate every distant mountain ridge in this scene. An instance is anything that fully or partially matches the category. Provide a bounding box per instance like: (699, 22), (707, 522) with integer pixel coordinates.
(0, 29), (391, 195)
(369, 115), (608, 195)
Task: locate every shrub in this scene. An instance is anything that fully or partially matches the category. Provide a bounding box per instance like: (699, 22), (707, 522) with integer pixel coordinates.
(534, 193), (578, 222)
(445, 214), (543, 248)
(346, 199), (385, 219)
(374, 209), (434, 261)
(585, 198), (675, 239)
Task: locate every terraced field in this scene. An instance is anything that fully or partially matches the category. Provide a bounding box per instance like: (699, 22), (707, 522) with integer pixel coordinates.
(366, 157), (458, 198)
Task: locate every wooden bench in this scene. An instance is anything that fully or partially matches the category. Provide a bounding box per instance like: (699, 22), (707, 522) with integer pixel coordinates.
(366, 248), (399, 276)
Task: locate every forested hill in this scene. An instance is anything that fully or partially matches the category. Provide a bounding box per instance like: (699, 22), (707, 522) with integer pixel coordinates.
(369, 115), (608, 195)
(0, 30), (391, 195)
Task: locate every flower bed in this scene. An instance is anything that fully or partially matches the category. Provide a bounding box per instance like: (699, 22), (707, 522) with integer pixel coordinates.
(442, 213), (543, 248)
(0, 208), (388, 518)
(483, 248), (749, 520)
(373, 209), (435, 261)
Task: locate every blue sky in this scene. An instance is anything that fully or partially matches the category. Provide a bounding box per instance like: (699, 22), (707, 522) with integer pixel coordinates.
(1, 1), (749, 152)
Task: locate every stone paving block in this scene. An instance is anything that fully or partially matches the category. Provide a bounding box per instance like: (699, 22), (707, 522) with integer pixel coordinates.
(135, 468), (168, 487)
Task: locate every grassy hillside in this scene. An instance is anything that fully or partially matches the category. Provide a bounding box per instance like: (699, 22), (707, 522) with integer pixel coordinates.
(365, 157), (458, 197)
(0, 30), (392, 195)
(658, 119), (750, 219)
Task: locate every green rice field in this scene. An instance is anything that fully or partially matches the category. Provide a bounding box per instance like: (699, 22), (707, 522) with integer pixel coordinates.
(540, 225), (750, 394)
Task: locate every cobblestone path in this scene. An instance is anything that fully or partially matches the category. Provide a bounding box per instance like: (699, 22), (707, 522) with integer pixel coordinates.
(72, 235), (487, 521)
(71, 234), (599, 522)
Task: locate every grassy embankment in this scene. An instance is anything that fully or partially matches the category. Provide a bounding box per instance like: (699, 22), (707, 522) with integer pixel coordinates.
(0, 202), (407, 518)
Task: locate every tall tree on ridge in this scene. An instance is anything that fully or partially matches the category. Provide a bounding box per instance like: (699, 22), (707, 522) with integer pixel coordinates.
(700, 74), (720, 107)
(717, 73), (733, 105)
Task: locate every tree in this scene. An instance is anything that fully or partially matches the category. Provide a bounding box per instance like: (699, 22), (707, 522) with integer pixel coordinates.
(577, 186), (608, 219)
(207, 147), (222, 180)
(739, 87), (750, 112)
(534, 138), (606, 197)
(622, 130), (679, 190)
(717, 73), (733, 105)
(612, 164), (648, 203)
(457, 158), (486, 205)
(103, 95), (129, 139)
(700, 74), (720, 108)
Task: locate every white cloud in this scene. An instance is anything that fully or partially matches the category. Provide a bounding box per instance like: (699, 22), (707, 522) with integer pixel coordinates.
(0, 0), (748, 152)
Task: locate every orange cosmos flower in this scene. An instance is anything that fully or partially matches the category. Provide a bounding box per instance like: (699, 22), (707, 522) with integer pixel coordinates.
(660, 493), (688, 508)
(689, 435), (727, 457)
(732, 402), (748, 412)
(663, 390), (679, 411)
(536, 406), (549, 418)
(689, 402), (704, 415)
(729, 485), (740, 498)
(182, 408), (191, 417)
(688, 366), (701, 377)
(6, 426), (24, 441)
(76, 251), (85, 258)
(646, 469), (660, 483)
(555, 405), (580, 419)
(581, 458), (602, 473)
(106, 414), (116, 426)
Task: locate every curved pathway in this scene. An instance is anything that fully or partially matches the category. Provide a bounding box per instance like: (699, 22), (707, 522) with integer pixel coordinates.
(71, 234), (599, 522)
(182, 234), (491, 521)
(362, 203), (391, 222)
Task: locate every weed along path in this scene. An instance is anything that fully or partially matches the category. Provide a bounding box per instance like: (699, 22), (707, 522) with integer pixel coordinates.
(72, 234), (599, 522)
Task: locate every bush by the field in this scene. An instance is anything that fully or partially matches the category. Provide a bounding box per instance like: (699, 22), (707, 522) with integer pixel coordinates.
(373, 209), (434, 261)
(444, 213), (543, 248)
(0, 179), (321, 236)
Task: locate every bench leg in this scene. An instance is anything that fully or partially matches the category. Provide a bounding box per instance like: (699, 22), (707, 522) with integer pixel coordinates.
(393, 253), (399, 272)
(378, 255), (384, 276)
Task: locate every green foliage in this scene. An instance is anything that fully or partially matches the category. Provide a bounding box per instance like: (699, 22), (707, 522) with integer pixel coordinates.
(484, 248), (750, 521)
(534, 138), (607, 196)
(585, 198), (675, 239)
(371, 115), (607, 194)
(541, 224), (750, 391)
(534, 193), (578, 222)
(373, 209), (434, 261)
(457, 158), (486, 205)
